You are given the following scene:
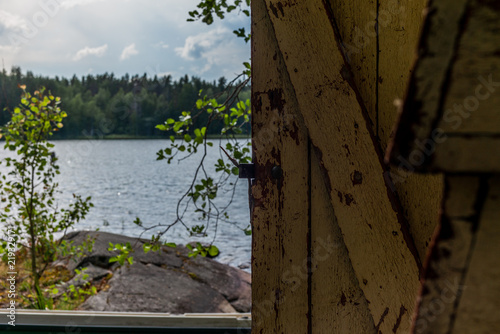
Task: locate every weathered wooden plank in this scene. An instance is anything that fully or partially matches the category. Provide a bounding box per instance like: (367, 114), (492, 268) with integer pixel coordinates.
(411, 176), (480, 333)
(388, 0), (469, 162)
(310, 149), (376, 333)
(378, 0), (443, 261)
(251, 0), (310, 332)
(378, 0), (427, 148)
(264, 1), (421, 331)
(388, 0), (500, 172)
(452, 176), (500, 333)
(437, 1), (500, 134)
(325, 0), (377, 134)
(431, 136), (500, 172)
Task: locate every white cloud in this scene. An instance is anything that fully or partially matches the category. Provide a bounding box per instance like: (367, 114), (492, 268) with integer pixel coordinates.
(175, 27), (232, 62)
(120, 43), (139, 60)
(0, 44), (20, 54)
(175, 27), (246, 75)
(153, 41), (169, 49)
(0, 10), (28, 32)
(73, 44), (108, 61)
(60, 0), (106, 9)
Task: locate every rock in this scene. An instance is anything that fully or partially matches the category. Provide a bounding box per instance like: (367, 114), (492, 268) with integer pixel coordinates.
(57, 231), (251, 314)
(80, 262), (236, 313)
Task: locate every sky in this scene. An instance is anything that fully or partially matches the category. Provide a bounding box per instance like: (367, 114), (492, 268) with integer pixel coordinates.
(0, 0), (251, 81)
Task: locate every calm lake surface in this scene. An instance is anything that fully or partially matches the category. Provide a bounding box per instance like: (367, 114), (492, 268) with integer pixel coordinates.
(0, 139), (251, 270)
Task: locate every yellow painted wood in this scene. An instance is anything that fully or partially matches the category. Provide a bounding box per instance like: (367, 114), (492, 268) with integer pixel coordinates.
(325, 0), (377, 134)
(452, 176), (500, 333)
(378, 0), (427, 148)
(432, 137), (500, 172)
(437, 1), (500, 134)
(388, 0), (500, 173)
(378, 0), (443, 262)
(310, 150), (376, 333)
(387, 0), (468, 164)
(412, 176), (480, 334)
(251, 0), (310, 332)
(264, 1), (421, 331)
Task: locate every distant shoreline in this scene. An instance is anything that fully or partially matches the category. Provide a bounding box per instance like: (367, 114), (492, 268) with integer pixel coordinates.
(9, 134), (252, 141)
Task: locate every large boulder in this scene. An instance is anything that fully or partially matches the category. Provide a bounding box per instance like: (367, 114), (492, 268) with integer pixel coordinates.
(56, 231), (251, 313)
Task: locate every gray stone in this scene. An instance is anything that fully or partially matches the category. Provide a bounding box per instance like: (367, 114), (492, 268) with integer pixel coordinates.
(57, 231), (251, 314)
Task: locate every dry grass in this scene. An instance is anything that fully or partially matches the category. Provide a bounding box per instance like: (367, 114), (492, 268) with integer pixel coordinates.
(0, 248), (110, 310)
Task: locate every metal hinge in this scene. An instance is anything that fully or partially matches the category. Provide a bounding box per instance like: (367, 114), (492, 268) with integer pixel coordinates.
(238, 163), (255, 179)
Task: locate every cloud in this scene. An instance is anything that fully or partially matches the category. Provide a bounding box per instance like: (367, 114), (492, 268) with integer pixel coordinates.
(0, 10), (28, 33)
(153, 41), (169, 49)
(175, 27), (232, 61)
(120, 43), (139, 60)
(73, 44), (108, 61)
(175, 27), (246, 75)
(59, 0), (105, 9)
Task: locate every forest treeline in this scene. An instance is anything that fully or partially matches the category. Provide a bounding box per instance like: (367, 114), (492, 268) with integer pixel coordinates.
(0, 66), (250, 139)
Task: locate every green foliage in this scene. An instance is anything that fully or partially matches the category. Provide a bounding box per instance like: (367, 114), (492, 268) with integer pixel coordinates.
(52, 277), (98, 310)
(155, 83), (252, 239)
(188, 0), (251, 42)
(108, 242), (134, 266)
(0, 69), (250, 140)
(188, 0), (251, 26)
(0, 86), (93, 309)
(186, 242), (220, 258)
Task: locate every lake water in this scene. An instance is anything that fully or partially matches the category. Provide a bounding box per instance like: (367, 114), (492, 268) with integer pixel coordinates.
(0, 139), (252, 270)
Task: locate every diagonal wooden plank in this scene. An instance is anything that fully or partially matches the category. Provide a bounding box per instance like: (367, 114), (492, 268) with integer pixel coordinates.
(251, 0), (310, 332)
(263, 0), (421, 332)
(311, 147), (376, 333)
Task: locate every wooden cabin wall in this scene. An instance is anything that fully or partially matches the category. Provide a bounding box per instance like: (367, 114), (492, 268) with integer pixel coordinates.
(251, 0), (444, 333)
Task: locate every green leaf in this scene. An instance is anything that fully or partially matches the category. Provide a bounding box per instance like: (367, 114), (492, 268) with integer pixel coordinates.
(208, 245), (219, 257)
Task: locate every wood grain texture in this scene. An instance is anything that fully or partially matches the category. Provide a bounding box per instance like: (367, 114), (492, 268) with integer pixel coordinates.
(378, 0), (427, 148)
(437, 1), (500, 134)
(388, 0), (469, 162)
(388, 0), (500, 172)
(452, 176), (500, 333)
(251, 0), (310, 332)
(431, 137), (500, 172)
(412, 176), (480, 333)
(325, 0), (377, 134)
(378, 0), (443, 262)
(264, 0), (421, 331)
(310, 148), (376, 334)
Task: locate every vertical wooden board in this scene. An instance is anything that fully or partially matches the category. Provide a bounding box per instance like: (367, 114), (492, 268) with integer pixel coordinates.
(452, 176), (500, 333)
(310, 150), (376, 334)
(379, 0), (443, 262)
(264, 1), (420, 332)
(378, 0), (427, 148)
(387, 0), (470, 163)
(251, 0), (310, 332)
(411, 176), (480, 334)
(436, 0), (500, 134)
(326, 0), (377, 133)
